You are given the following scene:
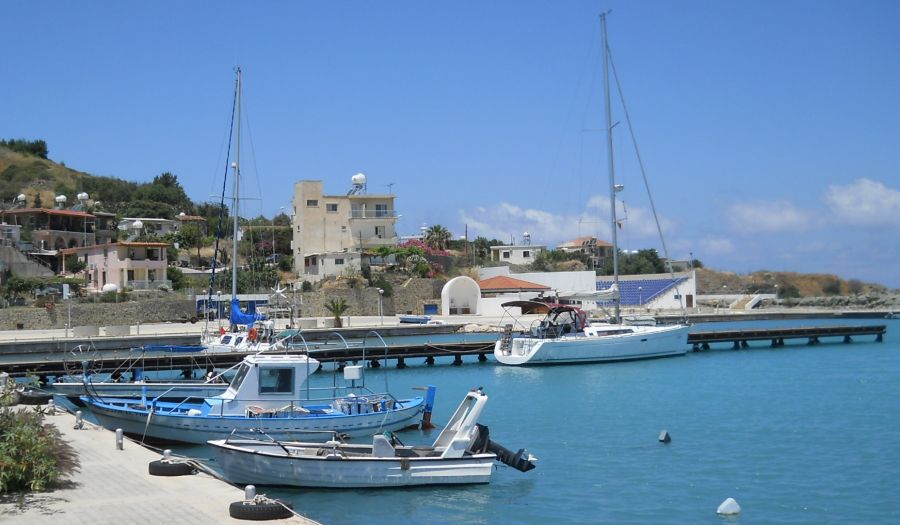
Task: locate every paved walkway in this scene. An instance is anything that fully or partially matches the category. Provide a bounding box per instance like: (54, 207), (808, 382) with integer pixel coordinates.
(0, 408), (319, 524)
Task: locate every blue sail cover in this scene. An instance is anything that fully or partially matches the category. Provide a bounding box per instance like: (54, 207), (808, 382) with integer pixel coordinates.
(229, 297), (267, 326)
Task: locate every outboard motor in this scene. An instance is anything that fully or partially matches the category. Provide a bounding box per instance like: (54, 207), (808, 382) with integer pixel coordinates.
(474, 424), (537, 473)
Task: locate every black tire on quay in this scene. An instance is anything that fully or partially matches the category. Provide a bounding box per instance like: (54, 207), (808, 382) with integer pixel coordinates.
(148, 460), (195, 476)
(229, 500), (294, 521)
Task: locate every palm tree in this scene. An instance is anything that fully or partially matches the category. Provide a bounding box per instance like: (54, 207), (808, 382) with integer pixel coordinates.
(323, 298), (350, 328)
(424, 225), (452, 251)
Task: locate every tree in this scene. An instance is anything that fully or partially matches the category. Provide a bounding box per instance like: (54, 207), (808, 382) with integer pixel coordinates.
(324, 298), (349, 328)
(167, 266), (187, 290)
(424, 225), (452, 251)
(177, 222), (204, 265)
(64, 255), (86, 274)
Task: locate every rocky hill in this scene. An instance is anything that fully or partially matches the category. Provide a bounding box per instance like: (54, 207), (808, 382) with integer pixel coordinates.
(695, 268), (890, 296)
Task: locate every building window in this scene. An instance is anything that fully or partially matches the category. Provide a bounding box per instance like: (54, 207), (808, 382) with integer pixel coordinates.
(335, 258), (345, 265)
(306, 199), (318, 207)
(326, 203), (338, 213)
(375, 204), (389, 217)
(502, 251), (510, 259)
(523, 251), (531, 258)
(375, 226), (385, 238)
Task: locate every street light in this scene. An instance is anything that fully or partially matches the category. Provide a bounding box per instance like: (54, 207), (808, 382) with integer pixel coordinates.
(774, 284), (779, 301)
(377, 288), (384, 326)
(638, 286), (643, 306)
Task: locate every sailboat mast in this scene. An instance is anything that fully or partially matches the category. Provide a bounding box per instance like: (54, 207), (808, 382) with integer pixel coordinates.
(232, 67), (242, 299)
(600, 13), (620, 323)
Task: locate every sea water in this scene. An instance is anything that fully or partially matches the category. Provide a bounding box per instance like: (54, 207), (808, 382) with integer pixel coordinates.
(128, 318), (900, 524)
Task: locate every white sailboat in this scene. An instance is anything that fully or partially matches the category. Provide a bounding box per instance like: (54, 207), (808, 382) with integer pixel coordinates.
(494, 14), (689, 366)
(201, 67), (283, 354)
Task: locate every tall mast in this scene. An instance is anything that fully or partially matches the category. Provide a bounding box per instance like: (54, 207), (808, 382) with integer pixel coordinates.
(601, 13), (620, 323)
(231, 67), (242, 299)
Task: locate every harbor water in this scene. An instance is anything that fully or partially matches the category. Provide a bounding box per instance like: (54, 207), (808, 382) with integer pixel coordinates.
(122, 318), (900, 523)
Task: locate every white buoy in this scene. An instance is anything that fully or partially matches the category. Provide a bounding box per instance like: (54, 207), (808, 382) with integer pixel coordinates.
(658, 430), (671, 443)
(717, 497), (741, 515)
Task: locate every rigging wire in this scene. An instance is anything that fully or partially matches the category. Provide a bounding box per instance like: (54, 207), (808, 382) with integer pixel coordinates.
(206, 69), (239, 318)
(606, 43), (688, 321)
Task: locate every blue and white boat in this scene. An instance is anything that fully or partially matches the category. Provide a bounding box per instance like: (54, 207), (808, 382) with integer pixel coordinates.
(82, 353), (433, 444)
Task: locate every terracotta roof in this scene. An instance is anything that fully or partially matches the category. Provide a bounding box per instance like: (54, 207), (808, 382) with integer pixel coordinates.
(1, 208), (95, 218)
(478, 275), (551, 291)
(558, 236), (612, 248)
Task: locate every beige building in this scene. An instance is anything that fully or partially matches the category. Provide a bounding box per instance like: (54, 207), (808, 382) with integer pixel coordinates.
(291, 175), (398, 282)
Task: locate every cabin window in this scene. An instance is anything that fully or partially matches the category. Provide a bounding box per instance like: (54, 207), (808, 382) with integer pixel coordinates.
(259, 368), (294, 394)
(226, 363), (251, 396)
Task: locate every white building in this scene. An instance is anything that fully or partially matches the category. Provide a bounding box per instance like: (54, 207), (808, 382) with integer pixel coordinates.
(489, 244), (545, 266)
(291, 174), (398, 282)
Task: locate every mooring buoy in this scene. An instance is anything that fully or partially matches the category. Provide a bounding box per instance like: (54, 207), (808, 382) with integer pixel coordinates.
(658, 430), (671, 443)
(717, 497), (741, 515)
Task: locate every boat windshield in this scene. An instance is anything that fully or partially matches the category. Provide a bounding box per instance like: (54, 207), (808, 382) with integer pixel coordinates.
(225, 363), (251, 396)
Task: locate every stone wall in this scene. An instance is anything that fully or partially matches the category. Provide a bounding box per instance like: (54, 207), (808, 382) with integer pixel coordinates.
(0, 299), (197, 331)
(294, 278), (445, 318)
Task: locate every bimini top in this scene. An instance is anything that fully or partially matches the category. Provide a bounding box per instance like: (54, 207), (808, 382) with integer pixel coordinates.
(500, 300), (583, 315)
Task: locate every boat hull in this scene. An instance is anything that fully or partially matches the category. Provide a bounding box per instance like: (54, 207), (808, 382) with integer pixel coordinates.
(87, 398), (426, 444)
(494, 324), (690, 365)
(209, 439), (494, 488)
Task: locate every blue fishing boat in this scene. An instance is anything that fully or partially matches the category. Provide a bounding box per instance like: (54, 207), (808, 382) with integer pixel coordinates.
(82, 353), (434, 444)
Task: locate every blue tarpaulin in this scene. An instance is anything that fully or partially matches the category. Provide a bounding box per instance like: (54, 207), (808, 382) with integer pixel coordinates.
(229, 297), (267, 326)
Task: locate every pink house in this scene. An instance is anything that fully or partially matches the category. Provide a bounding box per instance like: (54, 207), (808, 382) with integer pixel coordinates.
(60, 241), (171, 292)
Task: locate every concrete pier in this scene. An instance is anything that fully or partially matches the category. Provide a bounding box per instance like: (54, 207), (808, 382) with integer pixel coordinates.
(0, 408), (319, 524)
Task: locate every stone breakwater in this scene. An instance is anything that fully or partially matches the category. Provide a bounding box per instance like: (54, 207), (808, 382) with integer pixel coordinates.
(0, 299), (197, 331)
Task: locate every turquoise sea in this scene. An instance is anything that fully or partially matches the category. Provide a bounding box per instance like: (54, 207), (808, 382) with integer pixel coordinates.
(99, 318), (900, 524)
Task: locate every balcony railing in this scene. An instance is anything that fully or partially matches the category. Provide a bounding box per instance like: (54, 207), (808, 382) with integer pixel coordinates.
(128, 279), (172, 290)
(349, 210), (398, 219)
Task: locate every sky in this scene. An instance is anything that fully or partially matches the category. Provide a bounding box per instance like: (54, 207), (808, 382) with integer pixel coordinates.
(2, 1), (899, 287)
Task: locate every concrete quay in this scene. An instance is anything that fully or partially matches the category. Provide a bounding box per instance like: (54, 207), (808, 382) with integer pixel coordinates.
(0, 408), (319, 525)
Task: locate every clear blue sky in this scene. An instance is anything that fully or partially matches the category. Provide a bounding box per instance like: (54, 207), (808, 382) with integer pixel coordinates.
(3, 1), (899, 287)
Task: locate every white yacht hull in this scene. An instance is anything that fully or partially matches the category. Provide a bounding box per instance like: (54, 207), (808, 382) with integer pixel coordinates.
(494, 324), (690, 365)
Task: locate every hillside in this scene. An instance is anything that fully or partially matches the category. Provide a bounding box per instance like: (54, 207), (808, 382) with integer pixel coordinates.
(0, 144), (92, 207)
(695, 268), (889, 297)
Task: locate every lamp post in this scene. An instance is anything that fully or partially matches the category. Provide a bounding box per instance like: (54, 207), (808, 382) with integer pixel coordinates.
(638, 286), (643, 306)
(377, 288), (384, 326)
(774, 284), (779, 302)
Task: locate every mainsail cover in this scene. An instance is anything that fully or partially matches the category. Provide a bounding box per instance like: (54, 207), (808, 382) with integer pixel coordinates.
(229, 297), (267, 326)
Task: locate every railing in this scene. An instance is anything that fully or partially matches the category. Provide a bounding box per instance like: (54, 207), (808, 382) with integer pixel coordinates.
(128, 280), (172, 290)
(349, 210), (398, 219)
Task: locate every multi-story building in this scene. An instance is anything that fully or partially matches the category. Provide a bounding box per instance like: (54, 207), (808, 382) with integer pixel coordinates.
(291, 175), (398, 282)
(557, 236), (613, 268)
(60, 241), (171, 292)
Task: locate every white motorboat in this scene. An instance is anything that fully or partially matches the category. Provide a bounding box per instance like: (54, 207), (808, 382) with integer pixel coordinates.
(494, 301), (688, 365)
(82, 353), (433, 444)
(208, 388), (536, 488)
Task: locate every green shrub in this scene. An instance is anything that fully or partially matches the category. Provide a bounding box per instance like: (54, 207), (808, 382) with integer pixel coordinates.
(0, 408), (80, 493)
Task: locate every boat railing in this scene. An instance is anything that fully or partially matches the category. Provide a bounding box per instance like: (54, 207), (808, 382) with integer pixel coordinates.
(201, 389), (402, 418)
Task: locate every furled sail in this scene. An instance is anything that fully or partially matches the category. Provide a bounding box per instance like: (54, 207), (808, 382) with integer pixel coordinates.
(229, 297), (267, 326)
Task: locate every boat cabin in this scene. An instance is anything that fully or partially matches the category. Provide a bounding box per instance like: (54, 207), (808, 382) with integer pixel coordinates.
(501, 300), (590, 338)
(211, 354), (320, 415)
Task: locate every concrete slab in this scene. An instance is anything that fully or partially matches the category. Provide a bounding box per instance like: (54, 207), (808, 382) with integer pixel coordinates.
(0, 409), (319, 524)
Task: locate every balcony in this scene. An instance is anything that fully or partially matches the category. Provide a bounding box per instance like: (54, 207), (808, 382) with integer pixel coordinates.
(349, 210), (398, 219)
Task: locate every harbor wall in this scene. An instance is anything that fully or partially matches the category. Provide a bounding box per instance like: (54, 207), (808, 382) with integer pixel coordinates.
(0, 299), (197, 331)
